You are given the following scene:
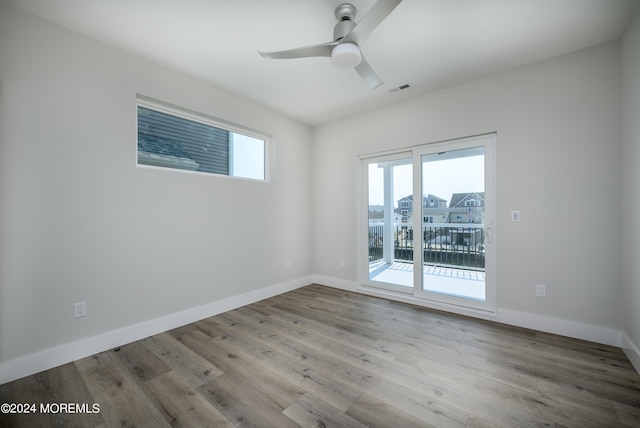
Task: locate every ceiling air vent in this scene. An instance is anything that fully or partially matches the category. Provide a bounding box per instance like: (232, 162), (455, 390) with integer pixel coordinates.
(389, 83), (411, 93)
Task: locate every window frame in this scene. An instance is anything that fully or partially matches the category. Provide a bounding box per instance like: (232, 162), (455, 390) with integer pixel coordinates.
(136, 96), (270, 182)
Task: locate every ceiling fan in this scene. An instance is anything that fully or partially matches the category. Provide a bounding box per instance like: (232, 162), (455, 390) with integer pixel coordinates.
(258, 0), (402, 89)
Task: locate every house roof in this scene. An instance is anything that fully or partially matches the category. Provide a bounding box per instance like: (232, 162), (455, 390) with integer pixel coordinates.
(398, 194), (447, 203)
(450, 192), (485, 208)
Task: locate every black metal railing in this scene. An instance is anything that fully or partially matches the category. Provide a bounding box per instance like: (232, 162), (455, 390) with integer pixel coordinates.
(368, 223), (485, 270)
(368, 224), (385, 262)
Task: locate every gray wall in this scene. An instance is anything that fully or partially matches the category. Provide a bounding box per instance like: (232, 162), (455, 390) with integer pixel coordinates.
(312, 40), (625, 343)
(622, 6), (640, 369)
(0, 3), (313, 375)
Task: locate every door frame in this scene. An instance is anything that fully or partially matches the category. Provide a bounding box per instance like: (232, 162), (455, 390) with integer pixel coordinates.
(357, 133), (497, 313)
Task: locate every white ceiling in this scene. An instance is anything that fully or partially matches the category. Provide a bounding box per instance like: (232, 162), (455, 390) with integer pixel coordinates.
(6, 0), (639, 125)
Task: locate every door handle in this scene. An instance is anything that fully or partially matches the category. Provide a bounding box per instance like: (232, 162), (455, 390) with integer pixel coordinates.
(484, 222), (492, 243)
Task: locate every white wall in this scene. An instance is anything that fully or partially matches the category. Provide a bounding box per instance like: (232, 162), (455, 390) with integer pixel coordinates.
(312, 41), (623, 344)
(621, 6), (640, 371)
(0, 3), (313, 383)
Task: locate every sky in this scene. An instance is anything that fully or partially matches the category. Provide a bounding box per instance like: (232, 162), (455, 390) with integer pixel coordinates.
(368, 154), (484, 207)
(231, 132), (265, 180)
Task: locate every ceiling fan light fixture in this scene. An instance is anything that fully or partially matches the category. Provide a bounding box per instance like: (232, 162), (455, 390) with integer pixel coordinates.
(331, 43), (362, 69)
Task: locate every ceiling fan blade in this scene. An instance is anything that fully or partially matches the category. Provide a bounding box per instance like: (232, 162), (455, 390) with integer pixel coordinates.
(344, 0), (402, 46)
(355, 56), (383, 89)
(259, 41), (338, 59)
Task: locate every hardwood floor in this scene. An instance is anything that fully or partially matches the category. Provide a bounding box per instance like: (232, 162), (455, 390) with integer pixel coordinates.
(2, 284), (640, 427)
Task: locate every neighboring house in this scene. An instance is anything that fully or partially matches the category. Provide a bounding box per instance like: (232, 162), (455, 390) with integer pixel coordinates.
(445, 192), (485, 248)
(424, 194), (448, 209)
(397, 195), (411, 216)
(390, 193), (484, 225)
(423, 195), (449, 224)
(137, 106), (230, 174)
(369, 206), (405, 223)
(368, 205), (385, 223)
(396, 194), (448, 223)
(391, 192), (484, 247)
(449, 192), (485, 224)
(397, 194), (447, 215)
(422, 209), (449, 224)
(449, 192), (484, 208)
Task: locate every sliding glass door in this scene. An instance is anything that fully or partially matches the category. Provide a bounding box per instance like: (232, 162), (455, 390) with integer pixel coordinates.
(359, 135), (496, 312)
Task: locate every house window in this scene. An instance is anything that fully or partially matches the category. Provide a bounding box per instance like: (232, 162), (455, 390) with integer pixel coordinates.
(464, 199), (479, 207)
(400, 201), (410, 208)
(137, 98), (267, 180)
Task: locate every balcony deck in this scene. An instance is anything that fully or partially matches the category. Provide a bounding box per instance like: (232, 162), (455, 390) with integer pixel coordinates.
(369, 261), (486, 300)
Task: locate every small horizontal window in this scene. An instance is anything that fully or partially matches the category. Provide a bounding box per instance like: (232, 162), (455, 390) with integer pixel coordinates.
(137, 100), (266, 180)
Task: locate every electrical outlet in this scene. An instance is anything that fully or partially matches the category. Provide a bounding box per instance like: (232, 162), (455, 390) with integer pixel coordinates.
(339, 259), (345, 268)
(74, 301), (87, 318)
(535, 284), (546, 298)
(511, 210), (521, 222)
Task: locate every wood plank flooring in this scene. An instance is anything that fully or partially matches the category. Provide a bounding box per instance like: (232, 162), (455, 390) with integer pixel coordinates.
(2, 284), (640, 427)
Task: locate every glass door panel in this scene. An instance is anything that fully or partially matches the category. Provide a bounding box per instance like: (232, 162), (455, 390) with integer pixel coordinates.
(365, 155), (414, 293)
(420, 147), (486, 301)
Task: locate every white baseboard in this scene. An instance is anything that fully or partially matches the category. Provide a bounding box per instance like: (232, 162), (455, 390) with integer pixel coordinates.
(497, 309), (621, 347)
(0, 276), (311, 385)
(4, 275), (632, 385)
(312, 275), (358, 293)
(622, 332), (640, 375)
(313, 275), (622, 347)
(313, 274), (501, 320)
